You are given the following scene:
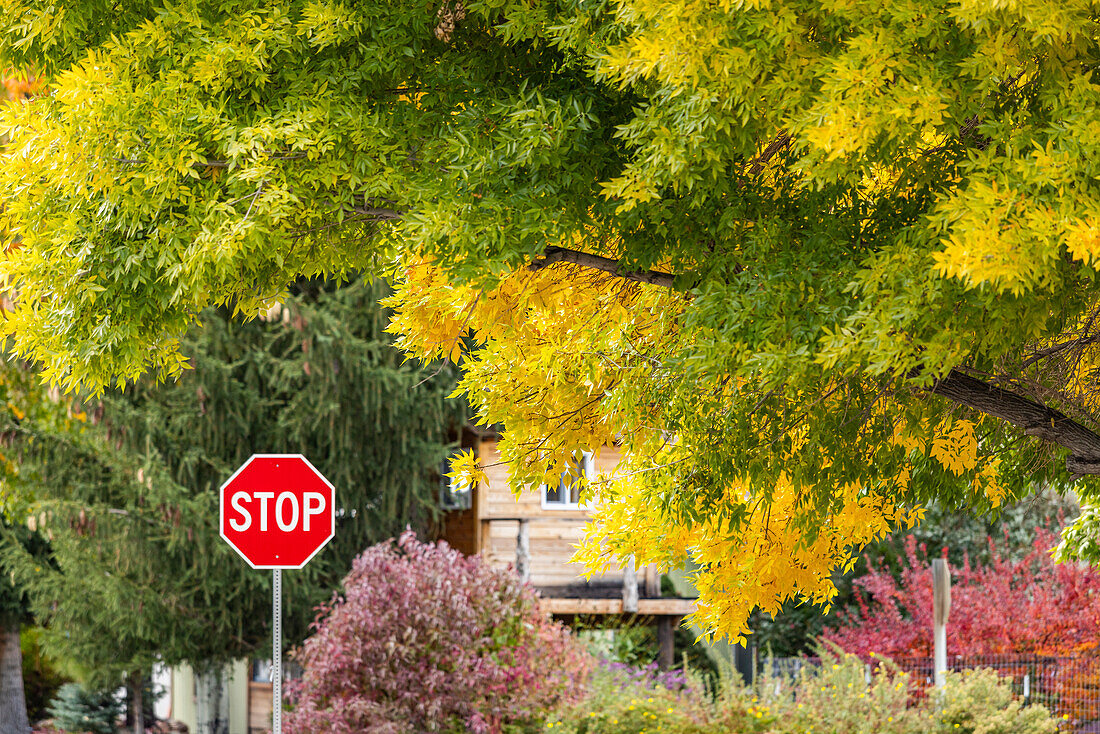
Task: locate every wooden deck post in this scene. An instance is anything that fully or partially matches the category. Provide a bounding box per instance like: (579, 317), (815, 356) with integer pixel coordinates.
(644, 565), (661, 598)
(622, 556), (638, 613)
(516, 519), (530, 583)
(657, 616), (677, 670)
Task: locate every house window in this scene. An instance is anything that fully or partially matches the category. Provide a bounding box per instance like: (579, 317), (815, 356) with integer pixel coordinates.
(542, 451), (592, 509)
(251, 659), (301, 682)
(440, 451), (474, 510)
(251, 659), (272, 683)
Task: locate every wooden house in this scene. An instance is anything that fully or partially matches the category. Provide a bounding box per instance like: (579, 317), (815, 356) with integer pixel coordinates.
(438, 429), (696, 667)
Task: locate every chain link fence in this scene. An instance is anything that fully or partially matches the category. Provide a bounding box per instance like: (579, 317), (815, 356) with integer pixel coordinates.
(767, 653), (1100, 732)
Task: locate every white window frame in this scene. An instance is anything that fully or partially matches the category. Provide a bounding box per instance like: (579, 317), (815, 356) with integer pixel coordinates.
(440, 451), (474, 511)
(541, 451), (594, 510)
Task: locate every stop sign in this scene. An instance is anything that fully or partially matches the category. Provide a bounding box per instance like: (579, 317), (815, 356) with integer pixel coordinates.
(219, 454), (335, 569)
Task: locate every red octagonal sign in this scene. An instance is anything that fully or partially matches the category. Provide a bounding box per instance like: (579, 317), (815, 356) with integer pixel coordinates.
(220, 454), (335, 569)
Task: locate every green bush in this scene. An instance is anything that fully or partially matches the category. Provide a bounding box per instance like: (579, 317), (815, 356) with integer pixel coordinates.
(549, 650), (1061, 734)
(547, 663), (711, 733)
(934, 669), (1058, 734)
(47, 683), (121, 734)
(768, 655), (924, 734)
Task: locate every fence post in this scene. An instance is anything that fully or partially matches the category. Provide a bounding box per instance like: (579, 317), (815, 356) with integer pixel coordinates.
(516, 519), (530, 583)
(932, 558), (951, 690)
(657, 616), (676, 670)
(622, 556), (638, 613)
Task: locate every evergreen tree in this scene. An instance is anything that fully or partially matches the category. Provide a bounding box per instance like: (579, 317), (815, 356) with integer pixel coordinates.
(0, 277), (461, 731)
(46, 683), (120, 734)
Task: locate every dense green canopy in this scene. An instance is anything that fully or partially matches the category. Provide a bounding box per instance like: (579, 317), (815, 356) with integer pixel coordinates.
(3, 0), (1100, 635)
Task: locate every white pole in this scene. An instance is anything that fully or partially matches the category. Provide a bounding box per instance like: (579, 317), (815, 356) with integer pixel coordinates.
(932, 558), (951, 690)
(273, 568), (282, 734)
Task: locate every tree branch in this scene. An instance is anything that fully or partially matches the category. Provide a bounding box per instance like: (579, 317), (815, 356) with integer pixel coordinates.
(528, 246), (676, 288)
(1020, 334), (1100, 369)
(346, 206), (404, 221)
(929, 369), (1100, 476)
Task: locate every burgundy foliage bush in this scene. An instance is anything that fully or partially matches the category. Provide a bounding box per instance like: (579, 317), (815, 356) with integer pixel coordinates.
(284, 531), (592, 734)
(825, 529), (1100, 658)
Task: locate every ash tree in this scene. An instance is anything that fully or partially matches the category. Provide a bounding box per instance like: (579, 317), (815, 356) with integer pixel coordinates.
(3, 0), (1100, 641)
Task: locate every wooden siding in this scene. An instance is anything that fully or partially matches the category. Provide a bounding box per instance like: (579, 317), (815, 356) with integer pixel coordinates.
(473, 438), (629, 590)
(248, 682), (271, 734)
(439, 505), (478, 557)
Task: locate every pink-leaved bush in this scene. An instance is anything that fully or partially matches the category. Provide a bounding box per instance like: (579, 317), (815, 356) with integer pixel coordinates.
(284, 531), (592, 734)
(824, 530), (1100, 658)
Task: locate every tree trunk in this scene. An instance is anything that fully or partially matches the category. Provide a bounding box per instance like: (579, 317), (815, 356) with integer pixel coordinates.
(194, 667), (229, 734)
(0, 621), (30, 734)
(929, 369), (1100, 474)
(130, 670), (144, 734)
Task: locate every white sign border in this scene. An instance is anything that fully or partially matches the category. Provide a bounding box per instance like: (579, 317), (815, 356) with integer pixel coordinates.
(219, 453), (336, 570)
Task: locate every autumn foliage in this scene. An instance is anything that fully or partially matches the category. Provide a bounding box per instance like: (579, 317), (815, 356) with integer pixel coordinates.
(285, 532), (591, 734)
(1, 70), (42, 102)
(10, 0), (1100, 645)
(825, 530), (1100, 724)
(825, 530), (1100, 658)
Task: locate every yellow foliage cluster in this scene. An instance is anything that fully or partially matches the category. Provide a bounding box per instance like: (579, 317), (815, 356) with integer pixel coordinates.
(387, 252), (684, 489)
(930, 420), (980, 477)
(387, 256), (995, 641)
(576, 450), (925, 642)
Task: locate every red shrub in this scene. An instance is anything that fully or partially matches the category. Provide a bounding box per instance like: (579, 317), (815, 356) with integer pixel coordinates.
(825, 530), (1100, 658)
(825, 530), (1100, 724)
(284, 532), (591, 734)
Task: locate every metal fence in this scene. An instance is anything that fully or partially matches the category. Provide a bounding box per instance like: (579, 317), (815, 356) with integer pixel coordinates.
(767, 653), (1100, 732)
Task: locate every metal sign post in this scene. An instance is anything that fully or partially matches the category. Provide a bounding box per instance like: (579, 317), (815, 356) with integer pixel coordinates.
(218, 455), (335, 734)
(273, 569), (282, 734)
